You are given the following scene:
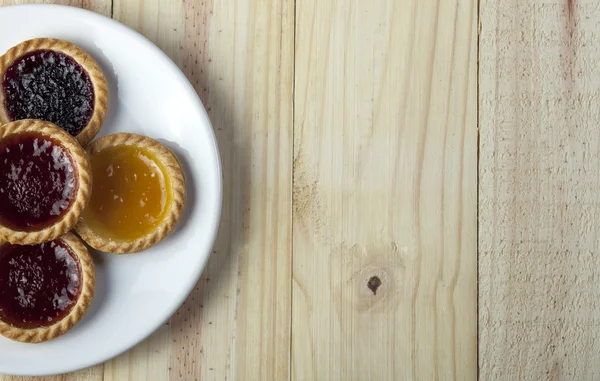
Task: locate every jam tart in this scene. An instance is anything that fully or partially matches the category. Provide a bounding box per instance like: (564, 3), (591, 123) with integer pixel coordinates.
(0, 119), (92, 245)
(0, 38), (109, 146)
(0, 233), (95, 343)
(75, 133), (185, 254)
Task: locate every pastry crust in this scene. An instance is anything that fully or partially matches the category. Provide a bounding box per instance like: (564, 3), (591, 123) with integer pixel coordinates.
(0, 38), (109, 146)
(75, 133), (186, 254)
(0, 119), (92, 245)
(0, 233), (95, 343)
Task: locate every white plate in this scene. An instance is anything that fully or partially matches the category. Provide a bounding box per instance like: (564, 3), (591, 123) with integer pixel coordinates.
(0, 4), (222, 376)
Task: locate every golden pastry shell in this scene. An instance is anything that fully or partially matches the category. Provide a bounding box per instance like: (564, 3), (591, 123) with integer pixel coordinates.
(0, 38), (109, 146)
(0, 232), (96, 343)
(0, 119), (92, 245)
(75, 133), (186, 254)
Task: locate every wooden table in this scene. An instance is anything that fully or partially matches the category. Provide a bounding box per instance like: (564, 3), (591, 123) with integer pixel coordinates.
(2, 0), (597, 380)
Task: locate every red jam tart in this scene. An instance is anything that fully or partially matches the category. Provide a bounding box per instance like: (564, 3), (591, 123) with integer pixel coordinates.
(0, 38), (108, 146)
(0, 233), (95, 343)
(0, 120), (91, 245)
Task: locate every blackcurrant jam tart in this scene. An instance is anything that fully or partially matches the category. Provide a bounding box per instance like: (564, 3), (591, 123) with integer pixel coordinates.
(0, 233), (95, 343)
(0, 38), (109, 146)
(0, 120), (91, 245)
(75, 133), (185, 254)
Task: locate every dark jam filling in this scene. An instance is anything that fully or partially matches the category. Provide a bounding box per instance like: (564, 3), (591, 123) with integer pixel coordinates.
(2, 49), (95, 137)
(0, 132), (77, 231)
(0, 240), (82, 329)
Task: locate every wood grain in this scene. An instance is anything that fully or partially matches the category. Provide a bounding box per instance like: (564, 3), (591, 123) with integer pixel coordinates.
(479, 0), (600, 379)
(0, 0), (480, 379)
(292, 0), (477, 380)
(113, 0), (294, 380)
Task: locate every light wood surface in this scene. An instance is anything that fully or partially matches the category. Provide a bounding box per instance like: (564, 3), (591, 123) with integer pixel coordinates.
(111, 1), (294, 381)
(292, 0), (477, 380)
(479, 0), (600, 380)
(0, 0), (477, 380)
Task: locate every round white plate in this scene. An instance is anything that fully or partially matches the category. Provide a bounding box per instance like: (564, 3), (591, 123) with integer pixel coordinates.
(0, 4), (222, 376)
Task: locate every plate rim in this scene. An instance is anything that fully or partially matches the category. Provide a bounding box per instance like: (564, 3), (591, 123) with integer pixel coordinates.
(0, 3), (223, 376)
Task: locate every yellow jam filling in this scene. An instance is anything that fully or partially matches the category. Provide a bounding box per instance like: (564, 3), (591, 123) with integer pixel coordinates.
(82, 145), (173, 241)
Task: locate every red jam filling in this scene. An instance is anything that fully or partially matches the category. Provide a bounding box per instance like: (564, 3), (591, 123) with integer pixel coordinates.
(0, 131), (78, 231)
(2, 49), (95, 137)
(0, 240), (82, 329)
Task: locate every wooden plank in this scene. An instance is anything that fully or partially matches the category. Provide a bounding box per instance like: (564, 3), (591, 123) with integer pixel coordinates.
(179, 1), (294, 378)
(292, 0), (477, 380)
(0, 1), (110, 379)
(479, 0), (600, 379)
(112, 0), (294, 380)
(103, 0), (182, 379)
